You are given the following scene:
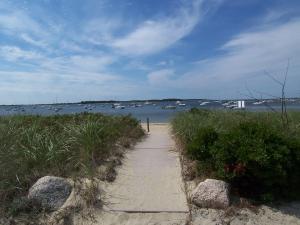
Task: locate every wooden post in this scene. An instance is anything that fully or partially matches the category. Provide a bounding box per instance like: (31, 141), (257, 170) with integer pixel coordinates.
(147, 117), (150, 132)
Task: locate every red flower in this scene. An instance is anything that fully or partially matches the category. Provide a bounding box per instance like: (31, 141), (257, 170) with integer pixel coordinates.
(233, 162), (246, 175)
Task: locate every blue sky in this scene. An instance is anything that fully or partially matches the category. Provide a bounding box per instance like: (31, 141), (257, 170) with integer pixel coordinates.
(0, 0), (300, 104)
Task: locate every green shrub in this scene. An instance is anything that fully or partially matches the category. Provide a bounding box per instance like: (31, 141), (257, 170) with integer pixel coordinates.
(211, 120), (300, 200)
(172, 109), (300, 201)
(187, 127), (218, 161)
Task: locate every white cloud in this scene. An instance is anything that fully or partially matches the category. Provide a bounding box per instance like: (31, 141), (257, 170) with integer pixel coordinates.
(0, 46), (42, 62)
(83, 18), (121, 45)
(0, 10), (46, 36)
(0, 69), (123, 104)
(111, 0), (204, 55)
(38, 54), (117, 74)
(197, 18), (300, 82)
(148, 69), (175, 86)
(0, 45), (120, 103)
(123, 60), (150, 71)
(147, 18), (300, 98)
(60, 41), (87, 53)
(68, 55), (116, 72)
(1, 0), (298, 103)
(20, 33), (48, 48)
(157, 60), (174, 67)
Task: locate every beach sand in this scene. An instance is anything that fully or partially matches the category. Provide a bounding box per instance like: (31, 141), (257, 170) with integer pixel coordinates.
(71, 123), (189, 225)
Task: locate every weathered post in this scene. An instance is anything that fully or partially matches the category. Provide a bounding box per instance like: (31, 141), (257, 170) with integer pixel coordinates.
(147, 117), (150, 132)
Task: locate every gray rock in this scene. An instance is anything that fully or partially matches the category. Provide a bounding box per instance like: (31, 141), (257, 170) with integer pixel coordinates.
(191, 179), (230, 209)
(28, 176), (72, 211)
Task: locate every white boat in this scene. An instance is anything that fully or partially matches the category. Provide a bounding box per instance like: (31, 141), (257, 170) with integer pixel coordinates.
(115, 105), (125, 109)
(131, 103), (142, 108)
(54, 107), (62, 112)
(112, 103), (121, 108)
(163, 105), (176, 109)
(144, 101), (151, 105)
(226, 103), (238, 109)
(253, 100), (265, 105)
(178, 103), (186, 107)
(237, 100), (246, 109)
(226, 100), (245, 109)
(200, 101), (210, 106)
(223, 101), (237, 106)
(176, 100), (181, 105)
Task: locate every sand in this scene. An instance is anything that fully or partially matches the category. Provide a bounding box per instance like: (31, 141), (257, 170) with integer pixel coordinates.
(189, 203), (300, 225)
(72, 123), (189, 225)
(103, 123), (188, 212)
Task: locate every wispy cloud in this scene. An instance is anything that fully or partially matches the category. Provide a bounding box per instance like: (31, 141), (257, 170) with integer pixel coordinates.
(20, 34), (48, 48)
(0, 0), (221, 103)
(0, 69), (124, 104)
(147, 18), (300, 98)
(0, 10), (47, 37)
(148, 69), (175, 86)
(0, 0), (298, 103)
(83, 18), (122, 45)
(0, 46), (42, 62)
(111, 0), (204, 55)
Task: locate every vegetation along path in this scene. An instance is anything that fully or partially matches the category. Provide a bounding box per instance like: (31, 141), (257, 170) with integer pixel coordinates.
(91, 124), (189, 224)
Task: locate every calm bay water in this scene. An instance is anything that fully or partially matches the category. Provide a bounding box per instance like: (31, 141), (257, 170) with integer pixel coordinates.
(0, 99), (300, 123)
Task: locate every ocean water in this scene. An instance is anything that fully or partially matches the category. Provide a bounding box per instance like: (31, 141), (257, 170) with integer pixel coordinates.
(0, 99), (299, 123)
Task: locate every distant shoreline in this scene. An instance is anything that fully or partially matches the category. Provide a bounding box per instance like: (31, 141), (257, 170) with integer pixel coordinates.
(1, 97), (299, 106)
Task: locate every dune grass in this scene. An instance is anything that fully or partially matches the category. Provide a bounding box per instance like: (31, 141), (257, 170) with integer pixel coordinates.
(172, 109), (300, 202)
(0, 113), (144, 213)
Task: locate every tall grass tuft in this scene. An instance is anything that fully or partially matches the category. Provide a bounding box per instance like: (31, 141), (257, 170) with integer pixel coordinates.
(0, 113), (144, 213)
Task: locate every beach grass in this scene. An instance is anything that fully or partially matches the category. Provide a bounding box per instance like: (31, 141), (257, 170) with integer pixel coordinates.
(0, 113), (144, 213)
(172, 109), (300, 202)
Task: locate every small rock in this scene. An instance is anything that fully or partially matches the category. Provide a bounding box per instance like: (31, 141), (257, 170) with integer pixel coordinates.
(182, 160), (197, 181)
(105, 167), (117, 182)
(191, 178), (230, 209)
(28, 176), (72, 211)
(97, 165), (107, 175)
(110, 156), (122, 166)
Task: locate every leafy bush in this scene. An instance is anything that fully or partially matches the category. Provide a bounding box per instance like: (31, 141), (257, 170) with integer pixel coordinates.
(186, 127), (218, 161)
(211, 121), (300, 200)
(172, 109), (300, 201)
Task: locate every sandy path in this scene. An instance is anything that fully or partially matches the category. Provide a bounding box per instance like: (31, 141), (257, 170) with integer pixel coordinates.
(104, 123), (188, 212)
(91, 123), (188, 224)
